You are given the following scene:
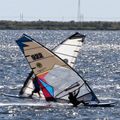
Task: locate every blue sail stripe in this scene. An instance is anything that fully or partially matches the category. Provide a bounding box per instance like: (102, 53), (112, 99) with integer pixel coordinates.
(39, 79), (54, 97)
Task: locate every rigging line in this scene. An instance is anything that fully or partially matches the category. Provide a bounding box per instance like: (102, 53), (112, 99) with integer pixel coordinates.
(54, 82), (77, 96)
(56, 86), (82, 99)
(55, 82), (84, 98)
(64, 82), (80, 91)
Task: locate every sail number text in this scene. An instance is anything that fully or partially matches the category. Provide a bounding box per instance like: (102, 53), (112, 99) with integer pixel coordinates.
(31, 53), (43, 60)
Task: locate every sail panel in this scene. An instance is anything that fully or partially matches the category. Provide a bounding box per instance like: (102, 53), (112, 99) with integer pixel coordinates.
(44, 66), (83, 95)
(44, 65), (92, 100)
(54, 45), (80, 58)
(39, 80), (54, 96)
(24, 47), (54, 62)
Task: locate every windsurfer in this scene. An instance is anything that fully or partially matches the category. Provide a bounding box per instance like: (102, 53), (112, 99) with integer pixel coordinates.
(29, 76), (41, 98)
(68, 89), (86, 107)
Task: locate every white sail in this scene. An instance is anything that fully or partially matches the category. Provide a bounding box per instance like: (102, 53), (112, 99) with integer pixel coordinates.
(53, 32), (85, 68)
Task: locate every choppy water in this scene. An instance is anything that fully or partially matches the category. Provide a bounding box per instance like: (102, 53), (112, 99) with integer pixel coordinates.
(0, 30), (120, 120)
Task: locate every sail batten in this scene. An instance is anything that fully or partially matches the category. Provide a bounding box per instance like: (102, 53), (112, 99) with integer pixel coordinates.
(54, 52), (77, 58)
(59, 44), (82, 47)
(24, 46), (43, 51)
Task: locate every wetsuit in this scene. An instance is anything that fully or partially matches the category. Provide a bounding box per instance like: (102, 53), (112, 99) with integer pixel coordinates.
(68, 89), (85, 107)
(29, 76), (41, 97)
(68, 92), (80, 107)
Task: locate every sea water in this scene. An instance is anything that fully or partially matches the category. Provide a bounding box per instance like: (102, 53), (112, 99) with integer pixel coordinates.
(0, 30), (120, 120)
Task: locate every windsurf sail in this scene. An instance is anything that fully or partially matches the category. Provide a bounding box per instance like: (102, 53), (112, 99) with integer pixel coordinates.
(18, 32), (85, 98)
(16, 34), (99, 103)
(52, 32), (85, 68)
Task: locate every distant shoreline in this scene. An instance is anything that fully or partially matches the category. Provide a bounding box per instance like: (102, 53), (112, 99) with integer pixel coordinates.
(0, 20), (120, 30)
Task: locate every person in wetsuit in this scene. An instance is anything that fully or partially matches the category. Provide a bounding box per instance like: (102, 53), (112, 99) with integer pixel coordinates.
(68, 89), (86, 107)
(29, 76), (41, 98)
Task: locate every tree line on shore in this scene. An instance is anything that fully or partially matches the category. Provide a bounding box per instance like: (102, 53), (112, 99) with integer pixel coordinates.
(0, 20), (120, 30)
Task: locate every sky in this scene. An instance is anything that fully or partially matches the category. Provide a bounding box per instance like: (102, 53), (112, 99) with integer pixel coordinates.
(0, 0), (120, 21)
